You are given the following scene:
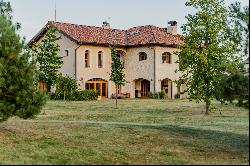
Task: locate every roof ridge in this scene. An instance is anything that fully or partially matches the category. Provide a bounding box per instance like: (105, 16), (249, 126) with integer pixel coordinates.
(49, 21), (168, 32)
(29, 21), (182, 47)
(49, 21), (125, 31)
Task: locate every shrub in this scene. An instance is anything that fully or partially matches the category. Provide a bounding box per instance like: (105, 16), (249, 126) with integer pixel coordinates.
(50, 89), (98, 101)
(50, 74), (98, 101)
(148, 91), (165, 99)
(148, 92), (154, 98)
(174, 93), (180, 99)
(159, 91), (165, 99)
(54, 74), (79, 100)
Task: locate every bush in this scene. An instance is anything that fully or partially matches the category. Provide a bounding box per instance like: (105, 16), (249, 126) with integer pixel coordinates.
(50, 89), (98, 101)
(49, 75), (98, 101)
(148, 92), (154, 98)
(54, 74), (79, 100)
(148, 91), (165, 99)
(174, 93), (180, 99)
(74, 90), (98, 101)
(159, 91), (165, 99)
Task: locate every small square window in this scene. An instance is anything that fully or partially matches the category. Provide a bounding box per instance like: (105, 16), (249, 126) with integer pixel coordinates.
(65, 50), (69, 57)
(139, 52), (147, 61)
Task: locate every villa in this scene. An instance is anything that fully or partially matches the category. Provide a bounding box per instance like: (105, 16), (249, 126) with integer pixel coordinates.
(28, 21), (188, 99)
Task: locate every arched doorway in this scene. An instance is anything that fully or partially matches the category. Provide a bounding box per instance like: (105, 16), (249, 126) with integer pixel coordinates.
(134, 78), (150, 98)
(141, 79), (150, 97)
(85, 78), (108, 98)
(161, 78), (172, 99)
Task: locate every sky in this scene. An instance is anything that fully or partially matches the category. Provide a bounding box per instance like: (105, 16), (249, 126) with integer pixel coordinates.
(8, 0), (249, 42)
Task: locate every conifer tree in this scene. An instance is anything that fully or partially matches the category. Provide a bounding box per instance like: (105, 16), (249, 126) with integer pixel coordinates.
(0, 0), (46, 122)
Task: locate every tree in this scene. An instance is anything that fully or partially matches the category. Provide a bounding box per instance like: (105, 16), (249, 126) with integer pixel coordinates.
(54, 74), (79, 101)
(109, 46), (125, 109)
(226, 2), (249, 57)
(177, 0), (236, 114)
(0, 0), (46, 122)
(214, 61), (249, 108)
(32, 27), (63, 92)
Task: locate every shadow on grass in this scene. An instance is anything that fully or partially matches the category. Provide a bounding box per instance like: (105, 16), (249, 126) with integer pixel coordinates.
(120, 124), (249, 156)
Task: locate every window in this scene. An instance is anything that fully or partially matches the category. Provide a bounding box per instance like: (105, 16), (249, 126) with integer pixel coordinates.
(162, 52), (171, 63)
(98, 51), (103, 68)
(64, 50), (69, 57)
(85, 50), (90, 68)
(116, 85), (121, 95)
(117, 53), (125, 67)
(139, 52), (147, 61)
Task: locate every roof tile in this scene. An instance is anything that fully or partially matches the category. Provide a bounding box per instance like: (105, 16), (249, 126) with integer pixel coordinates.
(45, 21), (182, 47)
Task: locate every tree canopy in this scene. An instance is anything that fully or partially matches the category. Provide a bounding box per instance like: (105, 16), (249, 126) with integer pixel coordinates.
(226, 1), (249, 57)
(109, 46), (125, 108)
(32, 27), (63, 90)
(0, 0), (46, 122)
(177, 0), (237, 114)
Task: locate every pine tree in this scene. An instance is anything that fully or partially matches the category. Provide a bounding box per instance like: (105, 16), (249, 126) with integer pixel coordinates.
(32, 27), (63, 91)
(0, 0), (46, 122)
(109, 46), (125, 109)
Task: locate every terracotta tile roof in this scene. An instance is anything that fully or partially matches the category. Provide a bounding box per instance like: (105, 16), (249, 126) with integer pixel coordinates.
(126, 25), (182, 46)
(29, 21), (183, 47)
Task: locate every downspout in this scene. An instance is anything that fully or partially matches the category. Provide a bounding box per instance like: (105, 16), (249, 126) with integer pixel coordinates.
(75, 44), (81, 80)
(153, 47), (156, 93)
(149, 25), (156, 93)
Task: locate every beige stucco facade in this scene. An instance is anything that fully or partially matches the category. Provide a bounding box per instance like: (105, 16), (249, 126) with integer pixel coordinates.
(49, 31), (188, 99)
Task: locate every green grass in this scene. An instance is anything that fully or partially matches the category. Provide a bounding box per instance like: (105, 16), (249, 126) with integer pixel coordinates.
(0, 99), (249, 165)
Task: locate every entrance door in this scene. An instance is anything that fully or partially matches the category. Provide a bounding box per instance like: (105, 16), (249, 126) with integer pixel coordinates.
(141, 79), (150, 97)
(85, 78), (108, 98)
(161, 79), (172, 99)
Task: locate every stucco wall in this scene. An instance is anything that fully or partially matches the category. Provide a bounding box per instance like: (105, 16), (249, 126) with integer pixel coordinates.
(75, 45), (127, 98)
(124, 47), (155, 97)
(49, 33), (188, 99)
(56, 31), (78, 79)
(154, 46), (184, 98)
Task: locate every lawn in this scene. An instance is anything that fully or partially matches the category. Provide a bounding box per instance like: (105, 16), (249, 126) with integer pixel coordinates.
(0, 99), (249, 165)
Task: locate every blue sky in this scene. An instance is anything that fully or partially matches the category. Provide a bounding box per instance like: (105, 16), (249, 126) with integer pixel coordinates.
(8, 0), (249, 41)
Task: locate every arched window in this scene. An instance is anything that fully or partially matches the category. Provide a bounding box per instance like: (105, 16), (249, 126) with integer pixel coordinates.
(139, 52), (147, 61)
(85, 50), (90, 68)
(98, 51), (103, 68)
(162, 52), (171, 64)
(117, 51), (125, 67)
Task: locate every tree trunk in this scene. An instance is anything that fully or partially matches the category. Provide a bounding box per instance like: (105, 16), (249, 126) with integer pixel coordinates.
(64, 91), (66, 101)
(205, 99), (210, 115)
(115, 86), (118, 109)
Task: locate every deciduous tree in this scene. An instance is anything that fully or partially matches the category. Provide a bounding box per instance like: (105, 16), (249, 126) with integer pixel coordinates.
(32, 27), (63, 91)
(177, 0), (236, 114)
(109, 46), (125, 109)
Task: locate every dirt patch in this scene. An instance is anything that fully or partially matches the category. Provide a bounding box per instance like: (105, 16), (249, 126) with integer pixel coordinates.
(0, 127), (17, 136)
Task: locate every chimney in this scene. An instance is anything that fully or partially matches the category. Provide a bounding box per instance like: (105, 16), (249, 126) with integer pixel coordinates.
(102, 21), (110, 29)
(167, 21), (177, 35)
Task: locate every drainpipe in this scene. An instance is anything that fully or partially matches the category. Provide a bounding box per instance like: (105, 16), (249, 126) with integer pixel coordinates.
(153, 47), (156, 93)
(75, 45), (81, 80)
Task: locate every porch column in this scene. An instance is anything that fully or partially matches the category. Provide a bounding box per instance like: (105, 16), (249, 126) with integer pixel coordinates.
(155, 80), (161, 93)
(172, 82), (178, 99)
(130, 81), (135, 98)
(108, 81), (112, 98)
(150, 79), (154, 93)
(168, 80), (172, 99)
(82, 81), (85, 90)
